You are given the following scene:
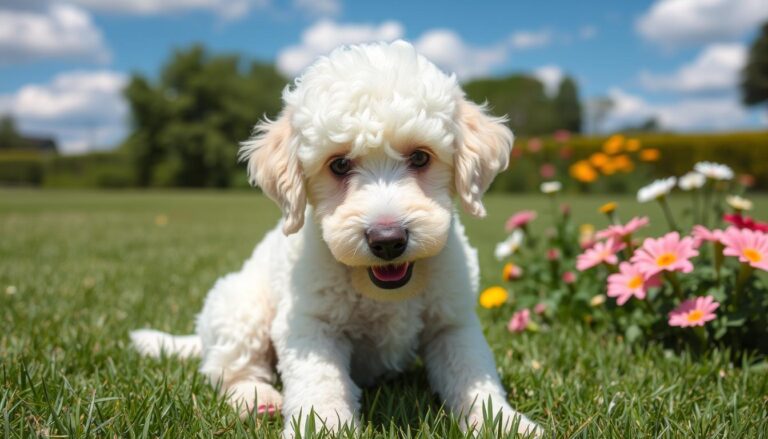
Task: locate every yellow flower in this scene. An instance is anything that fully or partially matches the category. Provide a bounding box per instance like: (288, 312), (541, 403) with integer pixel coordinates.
(479, 286), (508, 308)
(579, 223), (595, 245)
(602, 135), (625, 154)
(612, 154), (635, 173)
(625, 138), (641, 152)
(589, 152), (610, 167)
(599, 202), (617, 214)
(502, 262), (523, 281)
(570, 160), (599, 183)
(590, 294), (606, 307)
(639, 148), (660, 162)
(726, 195), (753, 211)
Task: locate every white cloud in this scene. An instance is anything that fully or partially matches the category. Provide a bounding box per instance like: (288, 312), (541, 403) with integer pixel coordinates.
(0, 70), (128, 154)
(639, 43), (747, 94)
(603, 87), (755, 131)
(276, 20), (404, 76)
(415, 29), (507, 79)
(69, 0), (268, 20)
(636, 0), (768, 47)
(0, 3), (109, 63)
(277, 21), (558, 79)
(508, 30), (552, 49)
(533, 65), (564, 97)
(293, 0), (340, 17)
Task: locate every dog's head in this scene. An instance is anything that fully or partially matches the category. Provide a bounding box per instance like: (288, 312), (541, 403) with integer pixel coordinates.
(241, 40), (512, 300)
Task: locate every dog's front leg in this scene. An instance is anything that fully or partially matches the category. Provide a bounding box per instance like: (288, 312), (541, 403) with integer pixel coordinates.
(275, 316), (360, 438)
(423, 320), (541, 437)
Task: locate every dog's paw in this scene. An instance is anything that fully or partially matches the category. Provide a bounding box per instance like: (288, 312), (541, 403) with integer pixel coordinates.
(226, 380), (283, 419)
(461, 405), (542, 438)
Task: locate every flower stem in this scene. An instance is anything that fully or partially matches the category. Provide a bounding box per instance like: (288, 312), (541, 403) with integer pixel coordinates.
(658, 197), (679, 232)
(692, 190), (700, 226)
(713, 241), (724, 287)
(702, 180), (714, 227)
(664, 271), (684, 300)
(734, 263), (754, 307)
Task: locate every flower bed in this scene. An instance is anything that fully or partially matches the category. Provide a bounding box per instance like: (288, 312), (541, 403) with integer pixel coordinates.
(482, 160), (768, 355)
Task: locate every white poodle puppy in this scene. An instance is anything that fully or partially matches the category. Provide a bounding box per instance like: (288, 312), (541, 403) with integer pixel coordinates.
(132, 40), (541, 437)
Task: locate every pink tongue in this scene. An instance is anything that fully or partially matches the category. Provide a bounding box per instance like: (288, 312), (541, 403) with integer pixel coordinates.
(371, 263), (409, 282)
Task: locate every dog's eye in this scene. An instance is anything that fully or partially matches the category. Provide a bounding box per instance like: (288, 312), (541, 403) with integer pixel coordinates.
(329, 157), (352, 176)
(409, 150), (430, 168)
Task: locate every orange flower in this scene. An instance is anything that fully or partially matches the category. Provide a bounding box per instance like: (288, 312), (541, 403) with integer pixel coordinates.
(502, 262), (523, 281)
(625, 138), (641, 152)
(612, 154), (635, 173)
(600, 161), (618, 175)
(599, 202), (617, 214)
(479, 286), (508, 308)
(589, 152), (609, 167)
(639, 148), (660, 162)
(602, 135), (625, 154)
(570, 160), (598, 183)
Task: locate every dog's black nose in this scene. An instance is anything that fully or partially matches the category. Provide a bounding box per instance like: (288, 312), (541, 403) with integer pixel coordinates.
(366, 226), (408, 261)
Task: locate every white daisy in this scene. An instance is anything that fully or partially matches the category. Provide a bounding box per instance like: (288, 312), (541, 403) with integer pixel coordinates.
(637, 177), (677, 203)
(494, 229), (524, 260)
(694, 161), (733, 181)
(726, 195), (752, 211)
(678, 172), (706, 191)
(540, 181), (562, 194)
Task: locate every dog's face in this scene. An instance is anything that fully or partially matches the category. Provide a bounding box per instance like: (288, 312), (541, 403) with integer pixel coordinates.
(240, 40), (513, 301)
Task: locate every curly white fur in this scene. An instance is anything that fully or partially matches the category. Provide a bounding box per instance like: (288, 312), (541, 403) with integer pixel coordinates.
(131, 40), (541, 437)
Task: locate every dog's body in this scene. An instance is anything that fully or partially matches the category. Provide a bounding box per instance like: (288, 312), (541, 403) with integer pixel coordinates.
(132, 40), (540, 437)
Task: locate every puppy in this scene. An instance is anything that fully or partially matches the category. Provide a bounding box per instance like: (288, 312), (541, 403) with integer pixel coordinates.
(132, 40), (541, 437)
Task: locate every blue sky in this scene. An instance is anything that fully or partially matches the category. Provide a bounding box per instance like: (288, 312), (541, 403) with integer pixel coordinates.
(1, 0), (766, 153)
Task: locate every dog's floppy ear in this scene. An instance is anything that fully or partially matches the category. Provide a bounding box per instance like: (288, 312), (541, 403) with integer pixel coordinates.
(240, 111), (306, 235)
(454, 99), (514, 217)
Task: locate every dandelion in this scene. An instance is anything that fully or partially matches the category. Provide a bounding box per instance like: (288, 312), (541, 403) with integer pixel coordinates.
(726, 195), (753, 212)
(502, 262), (524, 280)
(540, 181), (562, 194)
(631, 232), (699, 278)
(505, 210), (537, 232)
(494, 229), (524, 260)
(479, 286), (508, 308)
(721, 227), (768, 271)
(678, 172), (706, 191)
(639, 149), (660, 161)
(507, 309), (530, 332)
(607, 262), (661, 305)
(596, 216), (649, 241)
(694, 162), (733, 181)
(637, 177), (676, 203)
(577, 238), (625, 271)
(570, 160), (598, 183)
(668, 296), (719, 327)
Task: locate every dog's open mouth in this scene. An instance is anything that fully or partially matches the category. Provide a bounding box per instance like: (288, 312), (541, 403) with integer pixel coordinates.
(367, 262), (414, 289)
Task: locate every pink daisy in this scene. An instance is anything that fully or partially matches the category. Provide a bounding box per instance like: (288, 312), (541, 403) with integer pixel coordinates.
(507, 309), (530, 333)
(631, 232), (698, 278)
(668, 296), (719, 327)
(607, 262), (661, 305)
(596, 216), (650, 240)
(720, 227), (768, 271)
(562, 271), (576, 284)
(576, 238), (625, 271)
(691, 225), (723, 248)
(505, 210), (537, 232)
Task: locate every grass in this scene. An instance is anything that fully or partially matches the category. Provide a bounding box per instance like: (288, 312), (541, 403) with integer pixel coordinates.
(1, 189), (767, 438)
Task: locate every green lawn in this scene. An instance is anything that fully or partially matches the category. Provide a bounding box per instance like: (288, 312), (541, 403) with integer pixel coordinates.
(2, 190), (767, 438)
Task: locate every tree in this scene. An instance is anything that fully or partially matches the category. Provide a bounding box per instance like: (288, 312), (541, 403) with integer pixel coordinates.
(0, 115), (23, 149)
(554, 76), (582, 133)
(123, 45), (286, 187)
(742, 22), (768, 107)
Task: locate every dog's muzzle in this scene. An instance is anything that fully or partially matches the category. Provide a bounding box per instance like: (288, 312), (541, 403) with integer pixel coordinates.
(366, 225), (413, 289)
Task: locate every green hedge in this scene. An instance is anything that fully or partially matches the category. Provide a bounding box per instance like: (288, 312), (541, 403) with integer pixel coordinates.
(491, 131), (768, 193)
(0, 152), (45, 186)
(42, 151), (135, 188)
